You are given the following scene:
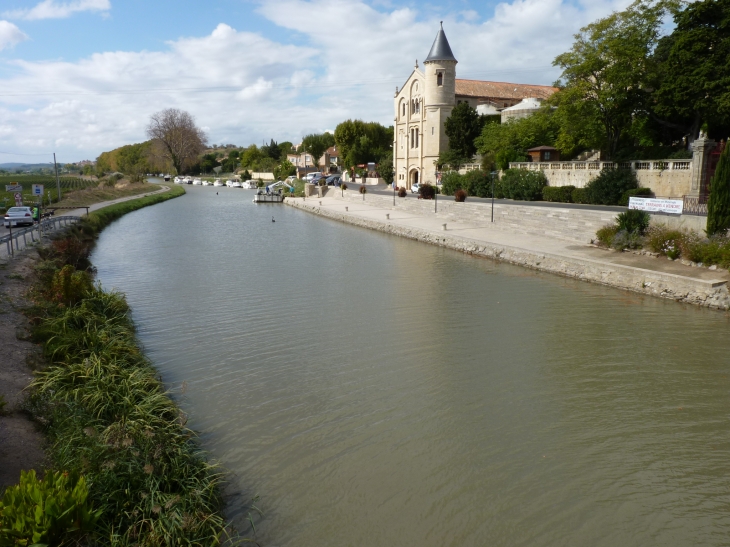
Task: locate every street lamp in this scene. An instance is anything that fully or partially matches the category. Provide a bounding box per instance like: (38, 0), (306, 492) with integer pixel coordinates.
(490, 171), (497, 222)
(434, 168), (438, 213)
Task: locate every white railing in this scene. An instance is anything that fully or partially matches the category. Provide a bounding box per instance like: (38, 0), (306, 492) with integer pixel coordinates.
(510, 159), (692, 172)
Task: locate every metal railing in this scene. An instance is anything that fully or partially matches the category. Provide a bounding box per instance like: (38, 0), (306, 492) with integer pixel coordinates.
(682, 196), (708, 217)
(1, 216), (82, 258)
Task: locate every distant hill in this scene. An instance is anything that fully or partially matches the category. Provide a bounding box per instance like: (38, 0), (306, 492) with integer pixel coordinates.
(0, 162), (62, 171)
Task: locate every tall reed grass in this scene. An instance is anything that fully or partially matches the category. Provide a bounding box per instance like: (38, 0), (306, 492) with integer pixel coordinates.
(5, 184), (243, 546)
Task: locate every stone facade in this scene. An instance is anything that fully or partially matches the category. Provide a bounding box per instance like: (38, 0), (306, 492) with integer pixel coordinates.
(393, 25), (557, 190)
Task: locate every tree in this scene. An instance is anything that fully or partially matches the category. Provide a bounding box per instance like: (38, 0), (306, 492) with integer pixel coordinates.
(334, 120), (393, 170)
(240, 145), (264, 169)
(444, 102), (485, 159)
(146, 108), (207, 175)
(301, 133), (335, 170)
(652, 0), (730, 141)
(475, 108), (561, 165)
(553, 0), (677, 159)
(377, 152), (394, 184)
(707, 144), (730, 236)
(260, 139), (282, 161)
(273, 160), (296, 181)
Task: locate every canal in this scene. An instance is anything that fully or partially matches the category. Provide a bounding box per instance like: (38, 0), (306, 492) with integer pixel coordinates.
(91, 185), (730, 546)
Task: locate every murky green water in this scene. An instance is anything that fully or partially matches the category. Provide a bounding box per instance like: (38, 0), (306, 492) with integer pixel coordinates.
(91, 186), (730, 546)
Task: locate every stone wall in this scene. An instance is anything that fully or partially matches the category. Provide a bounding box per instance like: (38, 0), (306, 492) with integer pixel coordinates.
(287, 198), (730, 311)
(509, 160), (693, 198)
(332, 191), (707, 243)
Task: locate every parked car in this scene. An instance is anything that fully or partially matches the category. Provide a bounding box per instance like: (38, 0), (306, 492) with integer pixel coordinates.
(310, 173), (326, 185)
(304, 172), (321, 182)
(326, 175), (341, 186)
(3, 206), (34, 227)
(410, 182), (421, 194)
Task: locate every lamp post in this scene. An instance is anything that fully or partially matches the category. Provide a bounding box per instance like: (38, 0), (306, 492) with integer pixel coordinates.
(490, 171), (497, 222)
(393, 167), (396, 205)
(434, 169), (438, 213)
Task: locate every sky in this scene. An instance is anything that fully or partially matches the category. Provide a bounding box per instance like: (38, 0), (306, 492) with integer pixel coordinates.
(0, 0), (635, 164)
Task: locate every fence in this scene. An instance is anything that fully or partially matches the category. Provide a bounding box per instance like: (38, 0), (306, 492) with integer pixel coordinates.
(509, 160), (692, 172)
(1, 216), (82, 258)
(682, 196), (708, 217)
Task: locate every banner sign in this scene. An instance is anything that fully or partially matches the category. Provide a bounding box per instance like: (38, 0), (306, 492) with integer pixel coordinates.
(5, 184), (22, 192)
(31, 184), (44, 196)
(629, 197), (684, 215)
(14, 192), (22, 206)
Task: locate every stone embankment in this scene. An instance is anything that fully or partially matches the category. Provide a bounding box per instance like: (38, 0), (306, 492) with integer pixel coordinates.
(286, 192), (730, 311)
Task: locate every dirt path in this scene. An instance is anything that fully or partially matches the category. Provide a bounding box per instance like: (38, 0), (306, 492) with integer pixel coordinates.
(0, 254), (47, 489)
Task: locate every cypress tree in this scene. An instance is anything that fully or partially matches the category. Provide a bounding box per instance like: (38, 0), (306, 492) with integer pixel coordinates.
(706, 142), (730, 236)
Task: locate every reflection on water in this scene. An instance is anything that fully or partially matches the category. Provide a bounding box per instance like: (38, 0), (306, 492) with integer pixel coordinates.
(91, 186), (730, 546)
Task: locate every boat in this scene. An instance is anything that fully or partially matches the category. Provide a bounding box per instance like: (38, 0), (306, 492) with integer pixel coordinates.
(185, 177), (193, 184)
(214, 180), (224, 187)
(192, 178), (203, 185)
(202, 180), (211, 186)
(231, 181), (242, 188)
(174, 177), (183, 184)
(225, 180), (233, 187)
(241, 181), (257, 189)
(253, 180), (294, 203)
(164, 174), (171, 181)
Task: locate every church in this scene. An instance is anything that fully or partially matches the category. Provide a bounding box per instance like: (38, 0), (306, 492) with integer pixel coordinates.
(393, 24), (558, 188)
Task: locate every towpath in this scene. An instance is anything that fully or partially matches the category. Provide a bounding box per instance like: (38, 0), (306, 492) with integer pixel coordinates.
(287, 191), (730, 309)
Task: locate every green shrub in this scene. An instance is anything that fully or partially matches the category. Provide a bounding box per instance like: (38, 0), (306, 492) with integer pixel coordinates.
(611, 229), (643, 250)
(0, 469), (101, 546)
(49, 265), (93, 306)
(584, 169), (638, 205)
(440, 172), (463, 196)
(462, 170), (492, 198)
(572, 187), (589, 204)
(419, 184), (436, 199)
(618, 187), (654, 206)
(542, 185), (575, 203)
(398, 187), (407, 198)
(645, 225), (686, 259)
(500, 169), (547, 201)
(359, 185), (367, 194)
(454, 189), (467, 202)
(595, 224), (619, 247)
(616, 209), (650, 235)
(682, 234), (730, 268)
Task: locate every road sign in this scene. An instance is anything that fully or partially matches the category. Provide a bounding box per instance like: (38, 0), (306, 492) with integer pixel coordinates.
(14, 192), (22, 206)
(32, 184), (44, 196)
(5, 184), (21, 192)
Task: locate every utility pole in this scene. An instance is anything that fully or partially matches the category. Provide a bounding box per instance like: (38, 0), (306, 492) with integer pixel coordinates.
(53, 153), (61, 202)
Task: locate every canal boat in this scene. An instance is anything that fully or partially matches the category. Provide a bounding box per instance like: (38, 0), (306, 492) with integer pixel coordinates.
(202, 180), (211, 186)
(192, 178), (203, 185)
(241, 181), (256, 189)
(213, 179), (223, 187)
(253, 190), (286, 203)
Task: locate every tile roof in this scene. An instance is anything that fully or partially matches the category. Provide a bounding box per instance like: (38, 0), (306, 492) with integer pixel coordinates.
(455, 79), (558, 100)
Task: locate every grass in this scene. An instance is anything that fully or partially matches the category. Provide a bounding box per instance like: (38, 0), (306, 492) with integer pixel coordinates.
(0, 184), (247, 546)
(53, 182), (161, 209)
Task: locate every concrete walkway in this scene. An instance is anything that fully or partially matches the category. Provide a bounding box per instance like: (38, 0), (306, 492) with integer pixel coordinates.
(287, 192), (730, 310)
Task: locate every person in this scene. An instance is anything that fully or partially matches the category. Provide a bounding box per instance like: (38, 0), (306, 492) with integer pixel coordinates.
(32, 206), (39, 223)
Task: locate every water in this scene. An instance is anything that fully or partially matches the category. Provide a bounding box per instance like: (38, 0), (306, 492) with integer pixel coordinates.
(91, 186), (730, 546)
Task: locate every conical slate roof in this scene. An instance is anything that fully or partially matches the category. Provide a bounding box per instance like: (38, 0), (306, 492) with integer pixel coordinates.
(424, 22), (457, 63)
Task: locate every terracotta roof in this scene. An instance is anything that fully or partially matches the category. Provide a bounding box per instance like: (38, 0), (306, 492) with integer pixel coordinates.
(527, 146), (558, 151)
(455, 79), (557, 100)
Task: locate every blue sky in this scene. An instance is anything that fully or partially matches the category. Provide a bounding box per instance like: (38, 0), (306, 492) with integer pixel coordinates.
(0, 0), (632, 163)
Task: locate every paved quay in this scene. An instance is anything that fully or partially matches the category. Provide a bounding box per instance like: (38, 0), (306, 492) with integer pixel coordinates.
(286, 191), (730, 310)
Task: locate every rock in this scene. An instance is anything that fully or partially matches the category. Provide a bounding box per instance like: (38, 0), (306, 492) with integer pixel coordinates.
(681, 260), (691, 266)
(709, 265), (718, 270)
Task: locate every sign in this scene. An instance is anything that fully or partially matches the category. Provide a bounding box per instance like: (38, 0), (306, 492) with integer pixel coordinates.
(629, 197), (684, 215)
(14, 192), (22, 206)
(5, 184), (21, 192)
(31, 184), (44, 196)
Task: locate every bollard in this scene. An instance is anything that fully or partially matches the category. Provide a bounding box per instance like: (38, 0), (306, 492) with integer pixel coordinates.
(386, 213), (390, 220)
(319, 201), (322, 206)
(442, 223), (447, 231)
(345, 206), (349, 212)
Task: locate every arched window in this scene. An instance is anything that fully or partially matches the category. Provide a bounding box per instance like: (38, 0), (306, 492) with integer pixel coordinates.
(415, 99), (420, 114)
(437, 72), (443, 86)
(402, 102), (406, 117)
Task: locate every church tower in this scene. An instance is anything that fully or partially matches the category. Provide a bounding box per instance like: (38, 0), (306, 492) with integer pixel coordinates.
(423, 22), (457, 161)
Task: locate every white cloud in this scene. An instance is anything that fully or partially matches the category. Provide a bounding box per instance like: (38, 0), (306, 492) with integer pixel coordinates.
(0, 1), (639, 162)
(0, 20), (28, 50)
(4, 0), (110, 21)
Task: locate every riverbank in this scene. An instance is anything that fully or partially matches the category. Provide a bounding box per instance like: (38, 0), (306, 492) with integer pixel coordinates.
(0, 185), (235, 546)
(286, 192), (730, 310)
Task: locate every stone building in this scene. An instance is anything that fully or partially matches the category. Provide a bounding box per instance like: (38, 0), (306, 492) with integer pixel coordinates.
(393, 24), (557, 188)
